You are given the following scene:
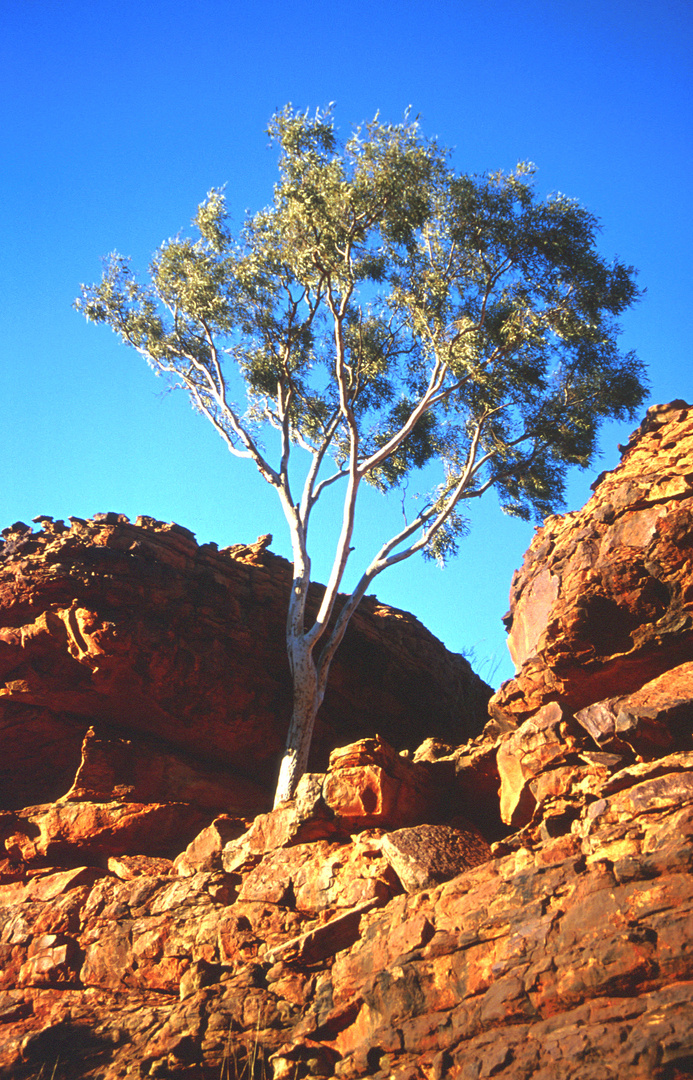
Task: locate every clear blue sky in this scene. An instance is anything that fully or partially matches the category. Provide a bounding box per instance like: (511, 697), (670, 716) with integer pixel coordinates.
(1, 0), (691, 686)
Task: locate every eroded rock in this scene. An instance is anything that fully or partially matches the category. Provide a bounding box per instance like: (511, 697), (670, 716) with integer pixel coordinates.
(574, 660), (693, 758)
(2, 403), (693, 1078)
(0, 514), (491, 811)
(492, 400), (693, 725)
(381, 823), (492, 893)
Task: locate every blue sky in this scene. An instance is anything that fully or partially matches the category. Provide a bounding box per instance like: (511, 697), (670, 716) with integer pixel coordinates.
(1, 0), (691, 686)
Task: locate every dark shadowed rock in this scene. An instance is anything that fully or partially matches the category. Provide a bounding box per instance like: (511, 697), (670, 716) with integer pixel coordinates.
(381, 822), (492, 892)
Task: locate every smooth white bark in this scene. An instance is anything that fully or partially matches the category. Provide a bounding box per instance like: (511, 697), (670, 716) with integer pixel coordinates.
(273, 644), (320, 807)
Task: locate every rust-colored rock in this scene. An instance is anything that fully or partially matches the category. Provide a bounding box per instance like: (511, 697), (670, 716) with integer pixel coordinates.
(0, 514), (491, 811)
(323, 735), (442, 831)
(574, 660), (693, 758)
(235, 835), (398, 913)
(64, 724), (268, 816)
(218, 733), (454, 883)
(174, 815), (249, 876)
(3, 403), (693, 1079)
(1, 719), (693, 1078)
(496, 701), (593, 828)
(492, 400), (693, 725)
(308, 783), (693, 1079)
(3, 800), (211, 866)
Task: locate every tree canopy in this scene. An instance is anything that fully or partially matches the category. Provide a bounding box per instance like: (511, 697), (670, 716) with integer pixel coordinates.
(77, 106), (646, 802)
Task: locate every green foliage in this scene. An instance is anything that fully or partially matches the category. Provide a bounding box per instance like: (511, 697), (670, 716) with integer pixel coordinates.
(76, 105), (646, 557)
(77, 106), (648, 804)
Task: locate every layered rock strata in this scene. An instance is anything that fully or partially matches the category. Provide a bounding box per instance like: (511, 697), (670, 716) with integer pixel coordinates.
(2, 716), (693, 1080)
(491, 399), (693, 725)
(1, 402), (693, 1079)
(0, 514), (491, 809)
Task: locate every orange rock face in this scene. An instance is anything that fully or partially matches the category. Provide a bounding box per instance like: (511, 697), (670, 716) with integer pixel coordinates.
(2, 403), (693, 1079)
(492, 400), (693, 724)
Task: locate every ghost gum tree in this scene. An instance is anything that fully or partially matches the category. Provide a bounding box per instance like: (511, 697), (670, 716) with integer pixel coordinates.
(77, 106), (646, 805)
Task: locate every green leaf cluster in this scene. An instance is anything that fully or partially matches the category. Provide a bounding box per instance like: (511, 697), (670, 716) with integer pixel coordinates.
(76, 105), (646, 554)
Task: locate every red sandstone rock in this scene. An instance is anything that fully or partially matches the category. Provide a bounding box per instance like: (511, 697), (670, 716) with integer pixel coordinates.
(0, 514), (491, 812)
(412, 735), (508, 842)
(174, 815), (249, 876)
(218, 735), (447, 880)
(2, 716), (692, 1078)
(264, 898), (381, 967)
(305, 779), (693, 1078)
(236, 834), (399, 913)
(493, 662), (693, 842)
(65, 724), (267, 816)
(496, 701), (593, 827)
(4, 800), (211, 866)
(492, 400), (693, 725)
(574, 660), (693, 758)
(323, 735), (441, 830)
(107, 855), (175, 879)
(3, 404), (693, 1078)
(220, 781), (340, 876)
(17, 932), (82, 988)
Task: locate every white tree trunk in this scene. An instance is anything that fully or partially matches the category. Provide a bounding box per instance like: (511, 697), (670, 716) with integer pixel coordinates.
(273, 644), (320, 807)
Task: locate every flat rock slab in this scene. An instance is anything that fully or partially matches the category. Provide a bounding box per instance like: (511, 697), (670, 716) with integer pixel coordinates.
(382, 822), (492, 893)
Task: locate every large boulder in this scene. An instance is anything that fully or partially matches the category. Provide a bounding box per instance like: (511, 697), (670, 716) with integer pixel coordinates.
(491, 400), (693, 726)
(0, 513), (491, 810)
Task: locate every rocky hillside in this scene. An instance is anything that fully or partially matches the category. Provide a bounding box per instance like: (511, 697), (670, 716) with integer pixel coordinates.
(0, 516), (491, 810)
(1, 400), (693, 1079)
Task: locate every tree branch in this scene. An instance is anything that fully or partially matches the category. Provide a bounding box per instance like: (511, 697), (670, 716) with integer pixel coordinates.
(304, 278), (361, 649)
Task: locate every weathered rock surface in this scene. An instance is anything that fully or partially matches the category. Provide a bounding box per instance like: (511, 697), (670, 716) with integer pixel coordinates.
(1, 402), (693, 1079)
(0, 514), (491, 810)
(492, 399), (693, 725)
(3, 725), (693, 1079)
(574, 660), (693, 758)
(381, 823), (492, 893)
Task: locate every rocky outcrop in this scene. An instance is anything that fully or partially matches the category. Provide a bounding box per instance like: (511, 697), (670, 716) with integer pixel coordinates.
(2, 402), (693, 1079)
(0, 513), (491, 810)
(2, 714), (693, 1079)
(0, 735), (489, 1079)
(491, 400), (693, 725)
